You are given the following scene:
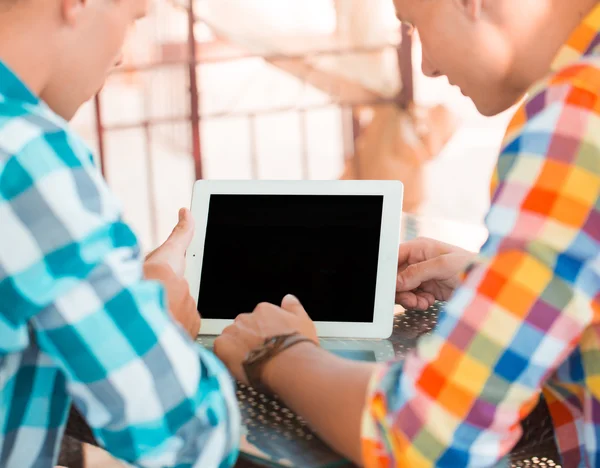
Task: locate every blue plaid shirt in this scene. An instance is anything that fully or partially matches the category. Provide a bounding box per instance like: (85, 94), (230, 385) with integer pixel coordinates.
(0, 61), (240, 467)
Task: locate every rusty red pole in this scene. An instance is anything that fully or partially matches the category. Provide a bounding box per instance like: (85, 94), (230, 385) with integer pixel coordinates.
(94, 94), (107, 178)
(397, 24), (414, 109)
(188, 0), (203, 180)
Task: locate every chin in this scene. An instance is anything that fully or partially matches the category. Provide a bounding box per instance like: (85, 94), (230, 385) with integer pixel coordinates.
(66, 91), (99, 122)
(471, 87), (525, 117)
(472, 96), (514, 117)
(63, 106), (81, 123)
(476, 104), (503, 117)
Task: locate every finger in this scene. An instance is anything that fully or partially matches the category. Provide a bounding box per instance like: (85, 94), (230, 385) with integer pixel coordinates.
(253, 302), (280, 316)
(397, 238), (428, 266)
(221, 323), (240, 337)
(213, 334), (230, 358)
(397, 256), (451, 292)
(397, 243), (417, 268)
(233, 314), (262, 343)
(217, 325), (260, 364)
(414, 294), (430, 311)
(397, 291), (434, 310)
(232, 321), (263, 348)
(280, 294), (309, 318)
(223, 319), (258, 345)
(397, 291), (430, 311)
(166, 208), (195, 253)
(395, 291), (419, 310)
(234, 313), (252, 324)
(418, 291), (436, 307)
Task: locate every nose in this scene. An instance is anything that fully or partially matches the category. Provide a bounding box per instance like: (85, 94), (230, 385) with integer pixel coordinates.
(421, 52), (442, 78)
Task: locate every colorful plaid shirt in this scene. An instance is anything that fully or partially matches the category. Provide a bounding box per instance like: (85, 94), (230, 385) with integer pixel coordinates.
(0, 61), (240, 467)
(362, 6), (600, 468)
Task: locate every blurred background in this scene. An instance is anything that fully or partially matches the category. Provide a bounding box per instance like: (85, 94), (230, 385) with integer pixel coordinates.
(70, 0), (517, 255)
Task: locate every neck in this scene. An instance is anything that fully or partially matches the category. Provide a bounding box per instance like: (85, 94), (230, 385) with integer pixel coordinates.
(510, 0), (600, 90)
(0, 16), (55, 98)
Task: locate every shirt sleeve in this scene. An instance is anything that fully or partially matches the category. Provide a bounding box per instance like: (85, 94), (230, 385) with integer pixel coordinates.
(2, 128), (240, 467)
(362, 79), (600, 466)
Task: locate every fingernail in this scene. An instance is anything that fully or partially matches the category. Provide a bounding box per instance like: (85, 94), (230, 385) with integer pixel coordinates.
(178, 208), (185, 222)
(283, 294), (300, 304)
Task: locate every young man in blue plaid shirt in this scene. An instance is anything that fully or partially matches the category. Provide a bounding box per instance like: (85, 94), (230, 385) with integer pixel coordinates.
(0, 1), (240, 467)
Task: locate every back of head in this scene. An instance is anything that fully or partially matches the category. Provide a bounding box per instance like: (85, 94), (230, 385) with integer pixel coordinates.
(0, 0), (149, 120)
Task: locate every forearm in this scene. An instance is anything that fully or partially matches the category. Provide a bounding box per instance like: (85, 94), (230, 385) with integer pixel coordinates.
(263, 343), (378, 465)
(143, 262), (179, 311)
(143, 261), (200, 338)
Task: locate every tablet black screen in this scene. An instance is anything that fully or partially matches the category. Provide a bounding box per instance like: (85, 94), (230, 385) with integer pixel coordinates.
(197, 194), (383, 322)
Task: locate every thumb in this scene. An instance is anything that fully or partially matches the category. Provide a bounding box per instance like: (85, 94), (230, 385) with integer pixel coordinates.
(397, 257), (446, 291)
(166, 208), (195, 252)
(281, 294), (308, 317)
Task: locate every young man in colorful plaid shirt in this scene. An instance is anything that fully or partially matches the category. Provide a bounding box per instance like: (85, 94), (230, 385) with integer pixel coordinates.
(216, 0), (600, 466)
(0, 1), (239, 467)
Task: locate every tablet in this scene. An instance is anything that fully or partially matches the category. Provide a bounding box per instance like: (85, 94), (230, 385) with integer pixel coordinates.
(185, 180), (403, 339)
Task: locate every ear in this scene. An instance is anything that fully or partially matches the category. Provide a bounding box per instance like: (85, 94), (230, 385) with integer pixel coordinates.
(61, 0), (86, 25)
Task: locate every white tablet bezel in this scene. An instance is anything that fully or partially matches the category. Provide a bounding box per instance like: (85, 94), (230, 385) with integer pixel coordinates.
(319, 338), (395, 361)
(185, 180), (403, 339)
(197, 336), (395, 362)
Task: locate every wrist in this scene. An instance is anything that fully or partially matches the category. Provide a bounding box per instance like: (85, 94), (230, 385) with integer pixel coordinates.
(261, 341), (320, 393)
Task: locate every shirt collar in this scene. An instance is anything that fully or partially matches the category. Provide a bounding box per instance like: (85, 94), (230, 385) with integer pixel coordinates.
(0, 60), (39, 106)
(551, 3), (600, 73)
